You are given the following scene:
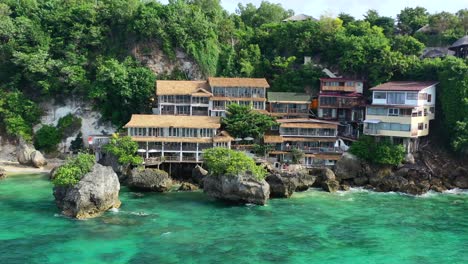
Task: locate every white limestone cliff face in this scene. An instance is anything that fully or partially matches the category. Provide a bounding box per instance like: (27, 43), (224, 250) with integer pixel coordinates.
(34, 99), (116, 151)
(131, 41), (204, 80)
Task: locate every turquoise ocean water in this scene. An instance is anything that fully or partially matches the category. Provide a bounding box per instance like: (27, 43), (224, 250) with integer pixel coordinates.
(0, 173), (467, 264)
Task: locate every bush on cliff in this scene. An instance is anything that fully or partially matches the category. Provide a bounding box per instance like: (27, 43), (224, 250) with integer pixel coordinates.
(34, 125), (61, 153)
(203, 148), (267, 180)
(349, 136), (405, 166)
(104, 134), (143, 166)
(52, 153), (95, 186)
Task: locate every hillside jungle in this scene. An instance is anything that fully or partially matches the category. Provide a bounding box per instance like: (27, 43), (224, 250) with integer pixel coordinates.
(0, 0), (466, 158)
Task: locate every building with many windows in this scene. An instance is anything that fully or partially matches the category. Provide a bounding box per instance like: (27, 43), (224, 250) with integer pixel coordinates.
(208, 77), (269, 116)
(317, 78), (366, 139)
(364, 81), (438, 152)
(124, 115), (232, 164)
(264, 119), (343, 167)
(266, 92), (311, 119)
(154, 78), (269, 117)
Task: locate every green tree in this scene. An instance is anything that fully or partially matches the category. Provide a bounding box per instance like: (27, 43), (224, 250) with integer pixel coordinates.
(104, 134), (143, 166)
(70, 132), (85, 153)
(222, 104), (277, 140)
(90, 57), (156, 126)
(52, 153), (95, 186)
(397, 7), (429, 35)
(237, 1), (293, 28)
(57, 114), (82, 138)
(349, 136), (405, 166)
(391, 35), (425, 56)
(34, 125), (61, 153)
(290, 148), (304, 164)
(338, 13), (355, 26)
(203, 147), (267, 179)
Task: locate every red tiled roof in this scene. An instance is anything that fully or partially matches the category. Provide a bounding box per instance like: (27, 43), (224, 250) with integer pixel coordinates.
(370, 81), (438, 91)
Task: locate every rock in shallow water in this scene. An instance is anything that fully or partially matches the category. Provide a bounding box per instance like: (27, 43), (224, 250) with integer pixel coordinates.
(203, 173), (270, 205)
(178, 182), (199, 191)
(128, 168), (173, 192)
(53, 164), (121, 219)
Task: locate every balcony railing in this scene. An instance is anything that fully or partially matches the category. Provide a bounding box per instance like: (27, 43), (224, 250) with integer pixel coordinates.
(271, 108), (309, 114)
(319, 98), (362, 108)
(283, 146), (342, 153)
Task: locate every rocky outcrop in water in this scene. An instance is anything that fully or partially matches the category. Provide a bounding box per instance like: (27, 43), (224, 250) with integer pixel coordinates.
(266, 173), (298, 198)
(310, 167), (340, 193)
(99, 153), (131, 181)
(0, 167), (6, 179)
(178, 182), (199, 191)
(192, 165), (208, 186)
(332, 149), (468, 195)
(334, 153), (362, 181)
(203, 173), (270, 205)
(127, 168), (172, 192)
(53, 164), (121, 219)
(265, 165), (318, 198)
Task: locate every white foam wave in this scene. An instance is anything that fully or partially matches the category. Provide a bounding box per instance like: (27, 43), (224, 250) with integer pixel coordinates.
(109, 208), (120, 213)
(161, 232), (171, 236)
(130, 212), (149, 216)
(443, 188), (468, 195)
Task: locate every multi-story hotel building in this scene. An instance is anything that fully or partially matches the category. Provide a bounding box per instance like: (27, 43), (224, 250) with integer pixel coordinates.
(154, 78), (269, 117)
(317, 78), (366, 139)
(124, 115), (232, 164)
(267, 92), (311, 119)
(364, 81), (437, 152)
(264, 119), (343, 167)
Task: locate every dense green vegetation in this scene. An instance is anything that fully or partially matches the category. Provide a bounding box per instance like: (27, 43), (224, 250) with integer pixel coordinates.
(104, 134), (143, 166)
(0, 0), (466, 153)
(52, 153), (95, 186)
(34, 125), (61, 153)
(203, 147), (267, 180)
(222, 104), (277, 140)
(34, 114), (82, 153)
(349, 136), (406, 166)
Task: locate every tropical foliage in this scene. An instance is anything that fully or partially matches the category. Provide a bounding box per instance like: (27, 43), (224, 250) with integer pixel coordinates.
(104, 134), (143, 166)
(222, 104), (277, 140)
(34, 125), (61, 153)
(0, 0), (466, 154)
(203, 147), (267, 180)
(52, 153), (95, 186)
(349, 136), (406, 166)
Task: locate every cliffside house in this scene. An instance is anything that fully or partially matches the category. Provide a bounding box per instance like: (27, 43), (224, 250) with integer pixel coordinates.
(124, 115), (232, 165)
(449, 35), (468, 59)
(364, 81), (438, 153)
(267, 92), (311, 119)
(264, 119), (343, 167)
(154, 77), (269, 117)
(317, 78), (366, 140)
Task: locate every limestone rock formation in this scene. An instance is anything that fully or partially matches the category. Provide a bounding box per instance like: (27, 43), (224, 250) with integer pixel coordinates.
(310, 167), (339, 192)
(451, 167), (468, 189)
(16, 139), (36, 165)
(265, 173), (297, 198)
(127, 168), (173, 192)
(31, 150), (47, 168)
(334, 153), (362, 180)
(53, 164), (121, 219)
(192, 165), (208, 186)
(178, 182), (199, 191)
(203, 173), (270, 205)
(404, 153), (415, 164)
